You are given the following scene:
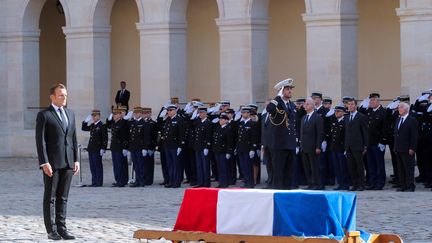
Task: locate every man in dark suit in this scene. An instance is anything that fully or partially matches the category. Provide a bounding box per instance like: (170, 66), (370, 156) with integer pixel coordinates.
(36, 84), (79, 240)
(266, 78), (298, 189)
(115, 81), (130, 111)
(394, 102), (418, 192)
(261, 100), (273, 188)
(344, 98), (368, 191)
(300, 98), (324, 190)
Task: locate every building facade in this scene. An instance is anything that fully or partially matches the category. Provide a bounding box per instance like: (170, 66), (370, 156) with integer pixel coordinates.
(0, 0), (431, 156)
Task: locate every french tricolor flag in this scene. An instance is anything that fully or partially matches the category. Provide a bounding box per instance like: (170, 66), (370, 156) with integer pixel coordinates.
(174, 188), (357, 240)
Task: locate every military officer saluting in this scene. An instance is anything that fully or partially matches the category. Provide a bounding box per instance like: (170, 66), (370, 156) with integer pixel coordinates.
(212, 113), (234, 188)
(128, 107), (146, 187)
(193, 107), (214, 187)
(236, 106), (259, 188)
(108, 108), (130, 187)
(82, 109), (108, 187)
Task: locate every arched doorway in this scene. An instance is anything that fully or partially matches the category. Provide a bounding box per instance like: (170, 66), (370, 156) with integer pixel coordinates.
(358, 0), (401, 101)
(186, 0), (220, 103)
(39, 0), (66, 107)
(268, 0), (306, 99)
(110, 0), (140, 108)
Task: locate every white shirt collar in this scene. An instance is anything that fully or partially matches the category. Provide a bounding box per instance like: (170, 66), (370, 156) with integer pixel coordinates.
(350, 110), (357, 117)
(94, 120), (101, 125)
(316, 104), (323, 110)
(240, 118), (250, 123)
(400, 113), (409, 120)
(201, 118), (207, 123)
(134, 117), (142, 121)
(221, 124), (227, 128)
(338, 117), (344, 122)
(372, 105), (381, 112)
(51, 103), (63, 111)
(306, 110), (314, 116)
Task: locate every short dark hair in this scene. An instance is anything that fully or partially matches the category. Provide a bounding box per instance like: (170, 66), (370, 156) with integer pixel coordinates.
(347, 98), (357, 105)
(120, 81), (126, 84)
(50, 83), (66, 95)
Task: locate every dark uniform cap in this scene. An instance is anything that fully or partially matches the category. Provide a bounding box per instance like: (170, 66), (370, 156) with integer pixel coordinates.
(422, 90), (432, 95)
(334, 105), (346, 112)
(342, 96), (353, 102)
(323, 97), (332, 104)
(220, 100), (230, 106)
(197, 107), (207, 112)
(91, 109), (101, 115)
(369, 93), (380, 98)
(226, 108), (235, 114)
(166, 104), (177, 110)
(219, 113), (229, 120)
(398, 95), (410, 103)
(133, 106), (143, 113)
(142, 107), (152, 113)
(209, 102), (216, 107)
(112, 108), (122, 114)
(241, 106), (252, 113)
(311, 92), (323, 99)
(248, 104), (258, 110)
(296, 98), (306, 103)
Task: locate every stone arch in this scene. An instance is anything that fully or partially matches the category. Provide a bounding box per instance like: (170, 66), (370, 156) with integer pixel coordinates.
(91, 0), (144, 26)
(168, 0), (189, 23)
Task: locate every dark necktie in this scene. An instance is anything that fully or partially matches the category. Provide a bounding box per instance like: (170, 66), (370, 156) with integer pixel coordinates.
(305, 114), (310, 124)
(398, 118), (404, 130)
(350, 114), (353, 122)
(58, 108), (67, 131)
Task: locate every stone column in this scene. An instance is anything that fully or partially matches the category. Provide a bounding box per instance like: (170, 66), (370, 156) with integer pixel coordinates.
(62, 26), (111, 126)
(216, 18), (269, 107)
(397, 2), (432, 98)
(302, 0), (358, 100)
(137, 22), (187, 111)
(0, 31), (41, 156)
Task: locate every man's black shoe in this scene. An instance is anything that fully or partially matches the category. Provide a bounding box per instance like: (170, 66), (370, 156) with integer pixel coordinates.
(365, 185), (376, 190)
(47, 232), (62, 240)
(357, 186), (364, 191)
(164, 184), (173, 188)
(396, 187), (405, 192)
(348, 186), (357, 191)
(58, 231), (76, 240)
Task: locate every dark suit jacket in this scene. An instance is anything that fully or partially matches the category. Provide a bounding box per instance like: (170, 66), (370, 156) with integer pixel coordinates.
(344, 112), (368, 152)
(36, 105), (78, 169)
(115, 89), (130, 110)
(266, 96), (297, 150)
(394, 115), (418, 153)
(81, 121), (108, 153)
(261, 113), (272, 148)
(300, 112), (324, 153)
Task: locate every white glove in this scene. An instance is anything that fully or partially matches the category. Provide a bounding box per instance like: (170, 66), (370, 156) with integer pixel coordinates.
(249, 150), (255, 159)
(295, 147), (300, 155)
(325, 109), (335, 118)
(344, 151), (347, 157)
(203, 148), (209, 156)
(99, 149), (105, 157)
(360, 98), (370, 108)
(428, 104), (432, 113)
(378, 143), (386, 152)
(177, 148), (182, 156)
(108, 113), (113, 121)
(256, 150), (261, 159)
(142, 149), (148, 157)
(321, 141), (327, 152)
(124, 111), (133, 120)
(122, 149), (129, 157)
(234, 149), (237, 156)
(226, 154), (231, 160)
(84, 114), (92, 123)
(159, 108), (167, 118)
(148, 150), (154, 156)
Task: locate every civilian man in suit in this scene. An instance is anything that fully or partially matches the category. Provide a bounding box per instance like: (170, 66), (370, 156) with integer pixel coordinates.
(344, 98), (368, 191)
(394, 102), (418, 192)
(115, 81), (130, 111)
(261, 99), (273, 188)
(36, 84), (79, 240)
(300, 98), (324, 190)
(266, 78), (298, 189)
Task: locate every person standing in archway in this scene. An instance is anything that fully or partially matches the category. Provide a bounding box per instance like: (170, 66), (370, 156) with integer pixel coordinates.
(36, 84), (79, 240)
(115, 81), (131, 111)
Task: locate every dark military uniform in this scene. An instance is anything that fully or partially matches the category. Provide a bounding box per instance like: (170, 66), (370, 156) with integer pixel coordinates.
(162, 114), (187, 187)
(415, 102), (432, 186)
(386, 107), (400, 184)
(193, 118), (214, 187)
(142, 117), (158, 185)
(266, 96), (298, 189)
(236, 118), (259, 188)
(109, 118), (129, 187)
(365, 106), (389, 190)
(329, 116), (350, 189)
(128, 118), (146, 187)
(184, 115), (198, 186)
(212, 123), (234, 188)
(82, 121), (108, 186)
(227, 118), (240, 185)
(316, 105), (334, 186)
(156, 108), (169, 185)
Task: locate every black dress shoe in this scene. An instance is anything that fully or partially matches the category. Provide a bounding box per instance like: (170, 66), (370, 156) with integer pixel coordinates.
(159, 181), (167, 185)
(192, 184), (202, 188)
(348, 186), (357, 191)
(306, 185), (315, 190)
(365, 185), (376, 190)
(47, 232), (62, 240)
(357, 186), (364, 191)
(314, 186), (325, 190)
(164, 184), (173, 188)
(58, 230), (75, 240)
(396, 187), (405, 192)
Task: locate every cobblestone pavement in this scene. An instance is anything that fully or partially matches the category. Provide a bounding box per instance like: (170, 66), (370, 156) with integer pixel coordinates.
(0, 156), (431, 242)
